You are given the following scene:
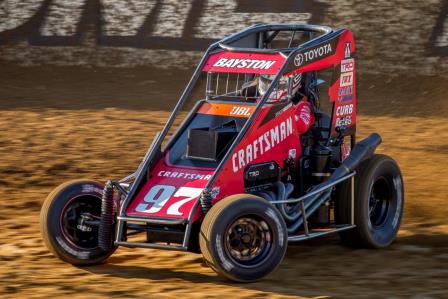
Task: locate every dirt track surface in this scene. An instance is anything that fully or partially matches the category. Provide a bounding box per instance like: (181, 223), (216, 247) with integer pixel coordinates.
(1, 65), (448, 298)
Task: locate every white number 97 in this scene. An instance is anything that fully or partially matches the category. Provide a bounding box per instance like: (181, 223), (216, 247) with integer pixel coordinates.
(135, 185), (203, 216)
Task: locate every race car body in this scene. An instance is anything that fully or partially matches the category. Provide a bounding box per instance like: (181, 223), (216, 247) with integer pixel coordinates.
(41, 24), (404, 282)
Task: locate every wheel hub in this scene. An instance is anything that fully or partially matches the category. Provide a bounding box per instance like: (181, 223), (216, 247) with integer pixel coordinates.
(61, 196), (101, 249)
(241, 233), (252, 243)
(225, 217), (272, 267)
(369, 177), (392, 227)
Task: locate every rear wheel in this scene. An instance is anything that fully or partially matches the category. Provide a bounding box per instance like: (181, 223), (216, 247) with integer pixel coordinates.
(40, 180), (116, 265)
(335, 154), (404, 248)
(200, 194), (287, 282)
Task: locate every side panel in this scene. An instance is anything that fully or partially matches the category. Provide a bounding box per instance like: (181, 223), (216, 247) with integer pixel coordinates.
(125, 101), (253, 221)
(203, 51), (286, 74)
(197, 102), (255, 118)
(328, 30), (357, 136)
(126, 159), (213, 219)
(209, 102), (308, 203)
(288, 29), (357, 136)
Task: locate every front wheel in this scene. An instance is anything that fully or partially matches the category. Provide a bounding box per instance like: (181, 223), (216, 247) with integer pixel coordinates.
(335, 154), (404, 248)
(40, 180), (116, 265)
(200, 194), (287, 282)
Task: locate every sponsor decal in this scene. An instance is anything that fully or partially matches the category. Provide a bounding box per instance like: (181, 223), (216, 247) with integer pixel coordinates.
(298, 104), (312, 126)
(232, 117), (293, 172)
(336, 104), (353, 117)
(288, 148), (297, 159)
(345, 42), (351, 58)
(335, 56), (355, 127)
(210, 187), (220, 199)
(294, 54), (304, 67)
(339, 59), (354, 101)
(335, 116), (352, 127)
(340, 72), (353, 87)
(292, 73), (302, 85)
(203, 52), (285, 74)
(265, 208), (284, 247)
(338, 86), (353, 102)
(229, 106), (252, 116)
(335, 104), (354, 127)
(338, 86), (353, 96)
(157, 171), (212, 181)
(338, 95), (353, 102)
(213, 58), (276, 70)
(136, 184), (203, 216)
(392, 176), (403, 228)
(198, 103), (254, 118)
(56, 236), (89, 259)
(341, 58), (354, 72)
(294, 43), (333, 66)
(216, 234), (234, 271)
(77, 224), (92, 232)
(82, 184), (103, 194)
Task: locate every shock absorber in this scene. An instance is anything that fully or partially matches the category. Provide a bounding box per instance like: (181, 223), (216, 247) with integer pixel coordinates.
(98, 181), (114, 251)
(199, 189), (213, 216)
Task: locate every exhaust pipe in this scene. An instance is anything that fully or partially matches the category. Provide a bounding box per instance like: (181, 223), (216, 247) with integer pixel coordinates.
(329, 133), (382, 182)
(259, 133), (382, 231)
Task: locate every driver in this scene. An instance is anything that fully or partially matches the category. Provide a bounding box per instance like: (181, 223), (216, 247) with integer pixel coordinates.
(240, 73), (304, 102)
(256, 73), (315, 134)
(258, 73), (303, 103)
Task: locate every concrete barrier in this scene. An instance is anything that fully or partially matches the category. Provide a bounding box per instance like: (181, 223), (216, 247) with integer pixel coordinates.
(1, 0), (447, 76)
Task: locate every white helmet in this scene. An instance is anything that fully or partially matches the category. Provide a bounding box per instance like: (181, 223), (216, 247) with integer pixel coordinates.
(258, 73), (302, 102)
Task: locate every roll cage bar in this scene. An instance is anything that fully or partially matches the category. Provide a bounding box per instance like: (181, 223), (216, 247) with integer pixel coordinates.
(217, 24), (333, 54)
(117, 24), (346, 233)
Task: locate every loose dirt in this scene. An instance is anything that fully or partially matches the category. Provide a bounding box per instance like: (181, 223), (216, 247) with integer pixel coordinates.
(0, 65), (447, 298)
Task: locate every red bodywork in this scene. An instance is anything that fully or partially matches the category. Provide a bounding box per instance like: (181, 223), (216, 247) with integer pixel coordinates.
(125, 29), (357, 223)
(203, 52), (286, 74)
(127, 101), (313, 221)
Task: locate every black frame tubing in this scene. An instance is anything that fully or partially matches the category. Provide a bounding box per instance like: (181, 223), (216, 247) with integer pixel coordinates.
(117, 24), (339, 235)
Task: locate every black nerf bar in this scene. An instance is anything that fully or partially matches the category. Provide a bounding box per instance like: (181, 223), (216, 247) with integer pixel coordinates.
(331, 133), (382, 180)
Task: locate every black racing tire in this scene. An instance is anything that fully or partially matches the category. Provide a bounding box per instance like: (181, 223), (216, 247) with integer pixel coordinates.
(335, 154), (404, 248)
(199, 194), (288, 282)
(40, 179), (116, 265)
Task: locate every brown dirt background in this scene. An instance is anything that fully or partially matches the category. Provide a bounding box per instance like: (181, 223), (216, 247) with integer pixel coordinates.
(0, 64), (447, 298)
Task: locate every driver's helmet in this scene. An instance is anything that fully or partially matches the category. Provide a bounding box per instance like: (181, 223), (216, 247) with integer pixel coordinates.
(258, 73), (302, 102)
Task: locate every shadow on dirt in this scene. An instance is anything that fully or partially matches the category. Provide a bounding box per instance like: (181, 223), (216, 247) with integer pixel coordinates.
(1, 64), (447, 118)
(89, 263), (224, 284)
(83, 232), (448, 297)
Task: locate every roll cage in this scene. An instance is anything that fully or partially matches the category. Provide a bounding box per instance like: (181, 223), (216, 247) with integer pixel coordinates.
(115, 24), (357, 250)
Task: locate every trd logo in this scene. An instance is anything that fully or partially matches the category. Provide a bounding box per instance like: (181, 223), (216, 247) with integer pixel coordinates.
(0, 0), (326, 50)
(341, 58), (354, 73)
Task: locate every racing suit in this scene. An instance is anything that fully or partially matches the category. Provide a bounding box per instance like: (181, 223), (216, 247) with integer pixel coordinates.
(294, 100), (314, 135)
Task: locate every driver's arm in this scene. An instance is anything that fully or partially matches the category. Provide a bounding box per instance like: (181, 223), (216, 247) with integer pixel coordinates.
(294, 100), (314, 134)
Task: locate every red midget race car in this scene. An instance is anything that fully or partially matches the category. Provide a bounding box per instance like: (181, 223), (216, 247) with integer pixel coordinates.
(41, 24), (404, 282)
